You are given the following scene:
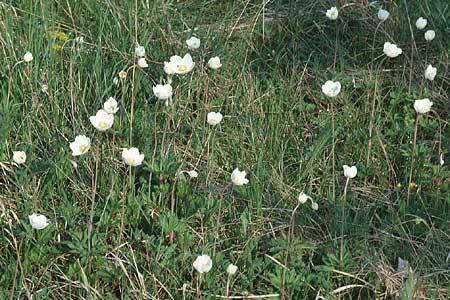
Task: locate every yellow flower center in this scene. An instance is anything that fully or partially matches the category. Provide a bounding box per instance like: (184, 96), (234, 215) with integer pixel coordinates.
(98, 121), (108, 129)
(79, 145), (87, 153)
(126, 158), (135, 165)
(177, 65), (187, 72)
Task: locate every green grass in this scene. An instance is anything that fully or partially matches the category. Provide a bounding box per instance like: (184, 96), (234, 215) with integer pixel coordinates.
(1, 0), (449, 299)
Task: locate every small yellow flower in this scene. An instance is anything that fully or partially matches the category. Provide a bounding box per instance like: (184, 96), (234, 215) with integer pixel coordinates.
(49, 30), (68, 41)
(52, 43), (62, 51)
(396, 182), (402, 188)
(409, 182), (417, 188)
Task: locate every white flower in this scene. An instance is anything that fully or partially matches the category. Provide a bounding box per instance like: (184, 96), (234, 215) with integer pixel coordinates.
(137, 57), (148, 68)
(23, 52), (33, 62)
(425, 65), (437, 81)
(207, 56), (222, 70)
(413, 98), (433, 114)
(164, 54), (195, 75)
(28, 213), (49, 230)
(186, 37), (201, 50)
(377, 8), (389, 21)
(227, 264), (238, 275)
(153, 84), (173, 100)
(186, 170), (199, 178)
(89, 109), (114, 131)
(122, 147), (145, 167)
(113, 77), (119, 86)
(415, 17), (427, 30)
(119, 70), (127, 79)
(164, 61), (177, 75)
(424, 30), (435, 41)
(69, 135), (91, 156)
(383, 42), (402, 58)
(297, 192), (311, 204)
(12, 151), (27, 164)
(135, 45), (145, 57)
(326, 7), (338, 20)
(231, 168), (249, 186)
(193, 255), (213, 274)
(343, 165), (357, 179)
(207, 112), (223, 126)
(440, 154), (444, 166)
(311, 201), (319, 211)
(103, 97), (119, 114)
(321, 80), (341, 98)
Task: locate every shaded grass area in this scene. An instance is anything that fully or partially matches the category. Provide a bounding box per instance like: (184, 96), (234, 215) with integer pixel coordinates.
(1, 0), (449, 299)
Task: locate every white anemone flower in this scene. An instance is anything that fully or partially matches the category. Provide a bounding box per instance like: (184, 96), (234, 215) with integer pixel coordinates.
(186, 37), (201, 50)
(103, 97), (119, 114)
(326, 7), (338, 20)
(185, 170), (199, 178)
(343, 165), (357, 179)
(207, 56), (222, 70)
(377, 9), (389, 21)
(322, 80), (341, 97)
(231, 168), (249, 186)
(69, 135), (91, 156)
(207, 112), (223, 126)
(415, 17), (427, 30)
(122, 147), (145, 167)
(23, 51), (33, 62)
(193, 255), (213, 274)
(424, 65), (437, 81)
(137, 57), (148, 68)
(89, 109), (114, 131)
(424, 30), (435, 41)
(28, 213), (49, 230)
(383, 42), (402, 58)
(164, 54), (195, 75)
(12, 151), (27, 164)
(135, 45), (145, 57)
(119, 70), (127, 79)
(297, 192), (311, 204)
(153, 84), (173, 100)
(226, 264), (238, 275)
(413, 98), (433, 114)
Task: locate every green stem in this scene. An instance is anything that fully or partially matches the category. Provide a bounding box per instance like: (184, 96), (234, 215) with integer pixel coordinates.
(407, 115), (419, 205)
(340, 177), (350, 263)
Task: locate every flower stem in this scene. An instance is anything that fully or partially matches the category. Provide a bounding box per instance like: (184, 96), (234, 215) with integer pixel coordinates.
(366, 22), (382, 173)
(340, 177), (350, 263)
(331, 103), (336, 202)
(196, 274), (202, 300)
(226, 275), (231, 300)
(87, 145), (99, 255)
(407, 114), (419, 205)
(281, 202), (301, 299)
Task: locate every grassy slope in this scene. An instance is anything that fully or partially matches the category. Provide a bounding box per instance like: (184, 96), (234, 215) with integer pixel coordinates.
(1, 0), (449, 299)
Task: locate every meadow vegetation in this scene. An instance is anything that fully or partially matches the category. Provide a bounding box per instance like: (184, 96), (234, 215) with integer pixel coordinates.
(1, 0), (449, 299)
